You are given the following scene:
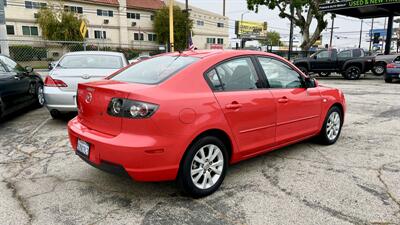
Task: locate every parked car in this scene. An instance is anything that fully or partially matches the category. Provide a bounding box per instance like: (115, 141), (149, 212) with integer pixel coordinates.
(384, 55), (400, 83)
(0, 54), (44, 120)
(68, 50), (346, 197)
(293, 48), (375, 80)
(372, 53), (400, 76)
(44, 51), (128, 119)
(128, 55), (151, 64)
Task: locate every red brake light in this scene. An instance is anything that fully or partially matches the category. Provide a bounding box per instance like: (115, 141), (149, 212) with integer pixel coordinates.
(44, 76), (68, 87)
(387, 63), (396, 69)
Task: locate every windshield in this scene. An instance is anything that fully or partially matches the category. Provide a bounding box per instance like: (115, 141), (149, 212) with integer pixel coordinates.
(110, 55), (199, 84)
(58, 55), (123, 69)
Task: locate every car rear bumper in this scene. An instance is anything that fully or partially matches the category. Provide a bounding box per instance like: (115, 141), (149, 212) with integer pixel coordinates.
(44, 87), (77, 112)
(67, 117), (181, 182)
(386, 68), (400, 79)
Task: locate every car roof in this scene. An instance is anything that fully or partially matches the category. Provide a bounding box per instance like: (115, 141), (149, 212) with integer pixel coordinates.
(165, 50), (276, 59)
(64, 51), (124, 57)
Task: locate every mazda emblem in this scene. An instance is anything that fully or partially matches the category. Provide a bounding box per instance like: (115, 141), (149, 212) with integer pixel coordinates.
(85, 92), (93, 103)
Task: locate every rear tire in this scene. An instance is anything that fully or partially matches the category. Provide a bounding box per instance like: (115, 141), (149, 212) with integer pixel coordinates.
(385, 77), (393, 83)
(317, 106), (343, 145)
(178, 136), (228, 198)
(33, 84), (45, 108)
(372, 63), (386, 76)
(50, 110), (61, 119)
(344, 66), (361, 80)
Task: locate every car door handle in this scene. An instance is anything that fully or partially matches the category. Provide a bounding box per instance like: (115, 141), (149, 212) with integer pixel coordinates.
(225, 102), (242, 110)
(278, 97), (289, 104)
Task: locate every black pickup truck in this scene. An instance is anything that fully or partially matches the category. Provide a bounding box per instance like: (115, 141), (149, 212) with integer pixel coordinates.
(293, 48), (375, 80)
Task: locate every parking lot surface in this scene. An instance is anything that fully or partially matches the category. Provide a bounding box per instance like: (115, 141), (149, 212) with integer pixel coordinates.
(1, 76), (400, 225)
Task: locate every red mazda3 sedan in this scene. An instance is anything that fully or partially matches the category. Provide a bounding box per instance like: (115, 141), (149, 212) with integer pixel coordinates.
(68, 50), (346, 197)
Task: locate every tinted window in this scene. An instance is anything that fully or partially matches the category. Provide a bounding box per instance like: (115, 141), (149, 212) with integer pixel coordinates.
(58, 55), (122, 69)
(0, 55), (25, 73)
(206, 69), (223, 91)
(338, 50), (351, 58)
(314, 51), (329, 59)
(111, 56), (199, 84)
(214, 57), (261, 91)
(394, 56), (400, 63)
(0, 64), (7, 73)
(258, 57), (303, 89)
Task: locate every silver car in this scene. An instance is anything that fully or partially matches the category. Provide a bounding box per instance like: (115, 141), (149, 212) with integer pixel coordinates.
(44, 51), (128, 118)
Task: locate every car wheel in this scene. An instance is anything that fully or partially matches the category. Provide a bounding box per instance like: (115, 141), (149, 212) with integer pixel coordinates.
(50, 109), (61, 119)
(372, 63), (386, 76)
(385, 77), (393, 83)
(34, 84), (45, 108)
(318, 106), (343, 145)
(319, 72), (331, 77)
(178, 136), (228, 198)
(298, 66), (308, 75)
(345, 66), (361, 80)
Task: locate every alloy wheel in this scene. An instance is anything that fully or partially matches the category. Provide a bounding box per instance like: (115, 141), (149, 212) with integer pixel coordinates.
(37, 86), (45, 106)
(326, 111), (341, 141)
(190, 144), (224, 190)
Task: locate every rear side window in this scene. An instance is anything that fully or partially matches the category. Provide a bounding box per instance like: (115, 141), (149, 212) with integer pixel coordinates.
(209, 57), (261, 91)
(394, 56), (400, 63)
(111, 56), (199, 84)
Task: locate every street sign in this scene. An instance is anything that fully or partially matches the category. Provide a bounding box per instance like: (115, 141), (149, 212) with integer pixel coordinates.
(79, 21), (88, 39)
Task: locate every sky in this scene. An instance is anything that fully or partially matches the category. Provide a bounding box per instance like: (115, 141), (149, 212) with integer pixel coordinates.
(176, 0), (394, 50)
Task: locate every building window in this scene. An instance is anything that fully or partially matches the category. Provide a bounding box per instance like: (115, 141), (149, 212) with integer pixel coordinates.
(127, 12), (140, 19)
(25, 1), (46, 9)
(207, 38), (216, 44)
(151, 15), (155, 21)
(6, 25), (15, 35)
(217, 38), (224, 44)
(97, 9), (113, 17)
(134, 33), (144, 41)
(94, 30), (107, 39)
(217, 22), (224, 28)
(148, 34), (157, 42)
(22, 26), (38, 36)
(197, 20), (204, 26)
(64, 5), (83, 14)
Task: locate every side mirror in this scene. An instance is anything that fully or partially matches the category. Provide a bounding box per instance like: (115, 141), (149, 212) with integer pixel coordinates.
(48, 62), (53, 70)
(313, 55), (317, 59)
(305, 77), (318, 88)
(25, 66), (34, 73)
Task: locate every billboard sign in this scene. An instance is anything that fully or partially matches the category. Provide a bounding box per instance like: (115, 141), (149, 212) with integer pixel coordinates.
(235, 21), (268, 39)
(320, 0), (400, 11)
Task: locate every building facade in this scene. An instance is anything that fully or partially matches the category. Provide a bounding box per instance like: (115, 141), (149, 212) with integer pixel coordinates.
(3, 0), (229, 52)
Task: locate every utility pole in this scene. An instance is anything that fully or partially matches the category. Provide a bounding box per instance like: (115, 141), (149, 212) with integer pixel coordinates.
(185, 0), (189, 49)
(169, 0), (174, 52)
(288, 1), (294, 60)
(369, 18), (374, 52)
(358, 19), (363, 49)
(382, 18), (387, 53)
(0, 0), (10, 56)
(328, 15), (339, 48)
(223, 0), (226, 16)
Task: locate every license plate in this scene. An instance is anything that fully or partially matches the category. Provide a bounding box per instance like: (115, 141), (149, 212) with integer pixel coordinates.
(77, 139), (90, 157)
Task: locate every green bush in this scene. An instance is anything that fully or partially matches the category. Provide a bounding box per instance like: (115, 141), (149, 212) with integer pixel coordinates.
(10, 45), (47, 61)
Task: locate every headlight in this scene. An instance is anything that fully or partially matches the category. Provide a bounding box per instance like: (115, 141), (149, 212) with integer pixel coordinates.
(108, 98), (158, 119)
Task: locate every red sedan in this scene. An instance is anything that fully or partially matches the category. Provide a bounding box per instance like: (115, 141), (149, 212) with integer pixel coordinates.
(68, 50), (346, 197)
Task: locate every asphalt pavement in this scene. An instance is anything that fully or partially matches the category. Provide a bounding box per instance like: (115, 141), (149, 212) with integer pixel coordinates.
(1, 76), (400, 225)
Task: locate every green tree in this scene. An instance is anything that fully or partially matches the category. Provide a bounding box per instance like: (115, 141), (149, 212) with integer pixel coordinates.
(259, 31), (285, 46)
(153, 6), (193, 51)
(37, 4), (86, 41)
(247, 0), (328, 50)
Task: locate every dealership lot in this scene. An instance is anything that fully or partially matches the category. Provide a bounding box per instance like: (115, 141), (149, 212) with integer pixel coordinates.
(0, 76), (400, 225)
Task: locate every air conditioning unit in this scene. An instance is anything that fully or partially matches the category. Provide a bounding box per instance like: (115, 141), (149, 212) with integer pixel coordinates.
(103, 19), (109, 25)
(131, 22), (137, 27)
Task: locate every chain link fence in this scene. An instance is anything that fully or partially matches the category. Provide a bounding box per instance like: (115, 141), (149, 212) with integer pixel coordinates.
(0, 38), (166, 69)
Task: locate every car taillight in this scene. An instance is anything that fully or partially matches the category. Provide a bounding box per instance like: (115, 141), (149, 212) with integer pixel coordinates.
(107, 98), (158, 119)
(387, 63), (396, 69)
(44, 76), (68, 87)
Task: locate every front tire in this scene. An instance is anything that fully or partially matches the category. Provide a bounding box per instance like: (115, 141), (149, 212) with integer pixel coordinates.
(344, 66), (361, 80)
(372, 63), (386, 76)
(317, 106), (343, 145)
(178, 136), (228, 198)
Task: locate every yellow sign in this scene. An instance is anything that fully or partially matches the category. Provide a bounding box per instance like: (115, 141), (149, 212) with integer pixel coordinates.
(80, 21), (88, 39)
(236, 21), (268, 38)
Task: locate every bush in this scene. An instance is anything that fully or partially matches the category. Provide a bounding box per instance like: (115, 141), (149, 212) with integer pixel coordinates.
(9, 45), (47, 61)
(116, 48), (139, 60)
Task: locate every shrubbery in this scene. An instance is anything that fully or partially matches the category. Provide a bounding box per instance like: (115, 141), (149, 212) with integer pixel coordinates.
(9, 45), (47, 61)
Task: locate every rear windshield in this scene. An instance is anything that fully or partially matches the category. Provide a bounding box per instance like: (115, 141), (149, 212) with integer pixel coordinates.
(58, 55), (123, 69)
(110, 55), (199, 84)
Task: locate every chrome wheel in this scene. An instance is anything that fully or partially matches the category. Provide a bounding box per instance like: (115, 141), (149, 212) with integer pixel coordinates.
(37, 85), (45, 106)
(374, 65), (385, 75)
(326, 112), (341, 141)
(190, 144), (224, 190)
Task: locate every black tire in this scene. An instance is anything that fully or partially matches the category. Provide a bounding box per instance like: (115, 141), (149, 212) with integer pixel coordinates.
(50, 110), (61, 119)
(33, 83), (45, 108)
(319, 72), (331, 77)
(298, 66), (308, 75)
(372, 63), (386, 76)
(344, 66), (361, 80)
(0, 98), (4, 122)
(178, 136), (228, 198)
(317, 106), (343, 145)
(385, 77), (393, 83)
